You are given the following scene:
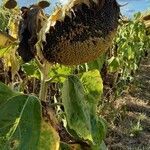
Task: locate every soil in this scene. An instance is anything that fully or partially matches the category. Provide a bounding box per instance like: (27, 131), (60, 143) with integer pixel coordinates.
(105, 52), (150, 150)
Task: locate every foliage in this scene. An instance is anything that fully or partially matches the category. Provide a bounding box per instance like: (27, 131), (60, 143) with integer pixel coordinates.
(62, 75), (106, 146)
(106, 12), (150, 95)
(0, 3), (149, 150)
(0, 7), (9, 32)
(62, 75), (93, 142)
(0, 82), (41, 150)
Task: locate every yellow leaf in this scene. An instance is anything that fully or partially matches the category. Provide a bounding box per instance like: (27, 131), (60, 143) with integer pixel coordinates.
(38, 120), (60, 150)
(9, 47), (20, 78)
(0, 31), (16, 48)
(8, 17), (19, 39)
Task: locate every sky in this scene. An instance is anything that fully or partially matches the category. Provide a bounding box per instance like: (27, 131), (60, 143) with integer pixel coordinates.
(118, 0), (150, 17)
(1, 0), (150, 17)
(58, 0), (150, 17)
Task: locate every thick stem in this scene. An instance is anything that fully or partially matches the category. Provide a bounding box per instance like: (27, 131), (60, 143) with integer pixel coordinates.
(37, 58), (51, 102)
(39, 71), (48, 101)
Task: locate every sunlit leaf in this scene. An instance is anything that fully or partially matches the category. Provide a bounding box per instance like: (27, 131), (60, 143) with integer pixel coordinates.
(0, 31), (15, 48)
(1, 46), (20, 78)
(81, 70), (103, 114)
(9, 47), (20, 78)
(81, 70), (103, 101)
(62, 75), (92, 142)
(48, 64), (72, 83)
(108, 57), (120, 72)
(134, 12), (141, 20)
(7, 16), (18, 39)
(0, 46), (12, 58)
(0, 10), (9, 32)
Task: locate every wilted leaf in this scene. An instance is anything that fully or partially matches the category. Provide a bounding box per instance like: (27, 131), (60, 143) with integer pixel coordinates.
(7, 16), (19, 39)
(60, 142), (81, 150)
(0, 31), (15, 48)
(1, 45), (20, 78)
(0, 46), (12, 58)
(9, 47), (20, 78)
(62, 75), (92, 141)
(0, 94), (41, 149)
(38, 120), (60, 150)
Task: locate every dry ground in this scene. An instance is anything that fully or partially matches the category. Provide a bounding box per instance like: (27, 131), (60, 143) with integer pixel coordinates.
(105, 52), (150, 150)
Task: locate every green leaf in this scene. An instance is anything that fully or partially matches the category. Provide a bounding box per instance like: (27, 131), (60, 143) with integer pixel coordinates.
(134, 12), (141, 20)
(62, 75), (92, 142)
(90, 116), (107, 149)
(81, 70), (103, 101)
(60, 142), (71, 150)
(108, 57), (120, 72)
(76, 54), (106, 73)
(21, 61), (40, 79)
(0, 82), (19, 105)
(38, 120), (60, 150)
(81, 70), (103, 114)
(0, 94), (41, 150)
(87, 54), (106, 71)
(62, 75), (107, 148)
(85, 94), (98, 116)
(48, 64), (72, 83)
(0, 10), (9, 32)
(99, 141), (107, 150)
(127, 47), (135, 60)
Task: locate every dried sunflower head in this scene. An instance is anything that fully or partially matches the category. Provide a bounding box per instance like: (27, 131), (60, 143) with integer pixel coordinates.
(4, 0), (17, 9)
(17, 1), (49, 62)
(18, 0), (120, 65)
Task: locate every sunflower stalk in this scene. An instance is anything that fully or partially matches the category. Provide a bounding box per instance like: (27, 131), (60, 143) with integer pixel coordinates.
(35, 57), (50, 102)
